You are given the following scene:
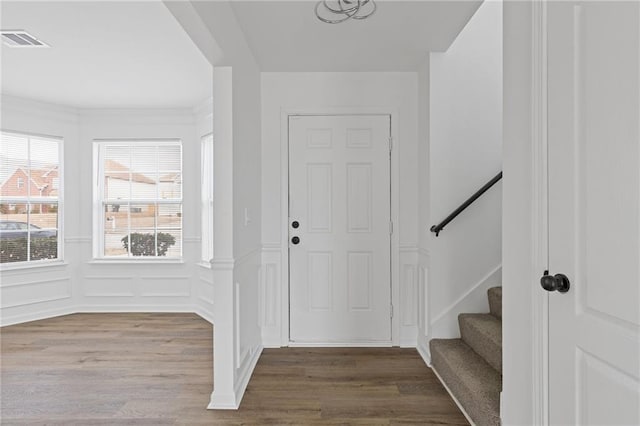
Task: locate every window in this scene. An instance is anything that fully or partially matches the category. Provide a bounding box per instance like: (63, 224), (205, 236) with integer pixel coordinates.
(94, 140), (182, 259)
(201, 133), (214, 263)
(0, 131), (62, 265)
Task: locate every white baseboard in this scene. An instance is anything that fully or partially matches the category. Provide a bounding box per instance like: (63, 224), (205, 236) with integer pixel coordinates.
(2, 304), (203, 327)
(207, 391), (240, 410)
(208, 344), (263, 410)
(194, 306), (214, 324)
(431, 365), (476, 426)
(0, 306), (75, 327)
(399, 338), (418, 348)
(234, 344), (263, 404)
(417, 338), (431, 366)
(288, 341), (393, 347)
(76, 305), (193, 312)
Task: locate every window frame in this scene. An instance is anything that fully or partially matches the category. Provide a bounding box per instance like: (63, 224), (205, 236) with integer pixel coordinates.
(0, 129), (64, 270)
(92, 139), (183, 262)
(200, 133), (214, 264)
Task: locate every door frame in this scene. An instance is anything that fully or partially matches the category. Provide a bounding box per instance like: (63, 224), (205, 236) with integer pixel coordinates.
(279, 107), (400, 347)
(503, 1), (550, 423)
(531, 1), (550, 423)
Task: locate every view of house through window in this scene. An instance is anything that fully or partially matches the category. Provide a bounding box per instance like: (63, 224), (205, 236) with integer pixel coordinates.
(95, 140), (182, 259)
(201, 133), (214, 263)
(0, 131), (62, 264)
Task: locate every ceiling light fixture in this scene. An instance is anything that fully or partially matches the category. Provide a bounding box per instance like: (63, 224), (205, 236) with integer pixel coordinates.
(315, 0), (376, 24)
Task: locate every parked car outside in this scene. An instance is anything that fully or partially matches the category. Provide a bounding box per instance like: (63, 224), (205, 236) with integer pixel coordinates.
(0, 221), (57, 240)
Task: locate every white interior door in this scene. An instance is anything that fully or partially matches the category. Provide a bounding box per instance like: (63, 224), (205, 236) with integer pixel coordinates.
(547, 2), (640, 424)
(288, 115), (391, 344)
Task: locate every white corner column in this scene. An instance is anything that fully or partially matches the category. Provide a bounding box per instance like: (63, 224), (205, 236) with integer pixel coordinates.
(207, 66), (239, 409)
(209, 259), (238, 408)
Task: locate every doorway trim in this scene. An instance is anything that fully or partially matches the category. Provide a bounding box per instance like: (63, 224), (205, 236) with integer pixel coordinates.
(279, 107), (400, 347)
(531, 0), (550, 424)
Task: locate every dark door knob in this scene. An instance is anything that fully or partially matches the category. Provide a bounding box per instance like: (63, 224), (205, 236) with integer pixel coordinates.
(292, 221), (300, 229)
(291, 236), (300, 245)
(540, 271), (570, 293)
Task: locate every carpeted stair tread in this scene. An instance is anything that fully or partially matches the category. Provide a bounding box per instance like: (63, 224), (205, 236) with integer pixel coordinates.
(488, 287), (502, 320)
(430, 338), (501, 426)
(459, 313), (502, 373)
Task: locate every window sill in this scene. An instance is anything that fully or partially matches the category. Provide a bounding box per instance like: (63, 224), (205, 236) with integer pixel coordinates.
(196, 261), (212, 269)
(0, 260), (69, 273)
(88, 258), (184, 265)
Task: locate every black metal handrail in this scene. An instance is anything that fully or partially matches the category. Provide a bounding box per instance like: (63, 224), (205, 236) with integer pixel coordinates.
(430, 171), (503, 237)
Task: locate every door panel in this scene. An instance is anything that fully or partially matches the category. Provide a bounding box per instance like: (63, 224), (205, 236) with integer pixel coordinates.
(289, 115), (391, 344)
(547, 2), (640, 424)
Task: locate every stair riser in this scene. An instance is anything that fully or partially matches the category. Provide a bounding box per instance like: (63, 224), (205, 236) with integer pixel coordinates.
(427, 287), (503, 426)
(430, 340), (501, 426)
(488, 288), (502, 320)
(459, 315), (502, 374)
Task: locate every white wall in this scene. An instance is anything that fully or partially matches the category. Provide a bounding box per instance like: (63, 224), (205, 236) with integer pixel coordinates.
(230, 61), (263, 404)
(0, 95), (207, 325)
(502, 1), (535, 424)
(0, 96), (79, 325)
(260, 72), (420, 347)
(428, 0), (503, 340)
(193, 97), (215, 323)
(77, 108), (200, 312)
(416, 56), (431, 360)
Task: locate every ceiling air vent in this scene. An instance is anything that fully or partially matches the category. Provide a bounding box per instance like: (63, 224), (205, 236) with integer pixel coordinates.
(1, 30), (49, 48)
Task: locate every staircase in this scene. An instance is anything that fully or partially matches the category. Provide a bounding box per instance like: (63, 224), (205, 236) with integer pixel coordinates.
(430, 287), (502, 426)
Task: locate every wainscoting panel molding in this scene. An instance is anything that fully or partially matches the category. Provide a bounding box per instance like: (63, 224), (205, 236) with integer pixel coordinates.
(1, 278), (71, 309)
(416, 247), (431, 364)
(261, 244), (282, 347)
(0, 273), (74, 326)
(139, 276), (192, 297)
(399, 245), (419, 346)
(83, 276), (136, 298)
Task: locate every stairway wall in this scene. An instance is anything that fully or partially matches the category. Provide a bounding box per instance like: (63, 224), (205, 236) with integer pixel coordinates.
(416, 55), (431, 359)
(427, 0), (503, 347)
(430, 266), (501, 339)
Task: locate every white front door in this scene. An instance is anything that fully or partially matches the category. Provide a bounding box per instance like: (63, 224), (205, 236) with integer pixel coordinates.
(547, 2), (640, 424)
(288, 115), (392, 344)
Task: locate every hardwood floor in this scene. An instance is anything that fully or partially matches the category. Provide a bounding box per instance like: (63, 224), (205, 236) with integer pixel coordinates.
(1, 313), (468, 425)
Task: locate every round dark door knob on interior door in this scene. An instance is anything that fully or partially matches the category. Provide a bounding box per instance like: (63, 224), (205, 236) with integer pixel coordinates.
(540, 271), (571, 293)
(291, 236), (300, 245)
(292, 221), (300, 229)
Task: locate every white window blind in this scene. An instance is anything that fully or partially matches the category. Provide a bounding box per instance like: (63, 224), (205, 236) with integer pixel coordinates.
(201, 133), (214, 263)
(94, 140), (182, 259)
(0, 131), (62, 265)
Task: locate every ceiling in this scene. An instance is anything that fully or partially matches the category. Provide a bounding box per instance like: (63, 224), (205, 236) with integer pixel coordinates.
(230, 0), (482, 72)
(0, 1), (212, 109)
(0, 1), (482, 107)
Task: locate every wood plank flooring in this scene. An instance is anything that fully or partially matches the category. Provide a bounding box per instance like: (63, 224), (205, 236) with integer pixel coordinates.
(1, 313), (468, 425)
